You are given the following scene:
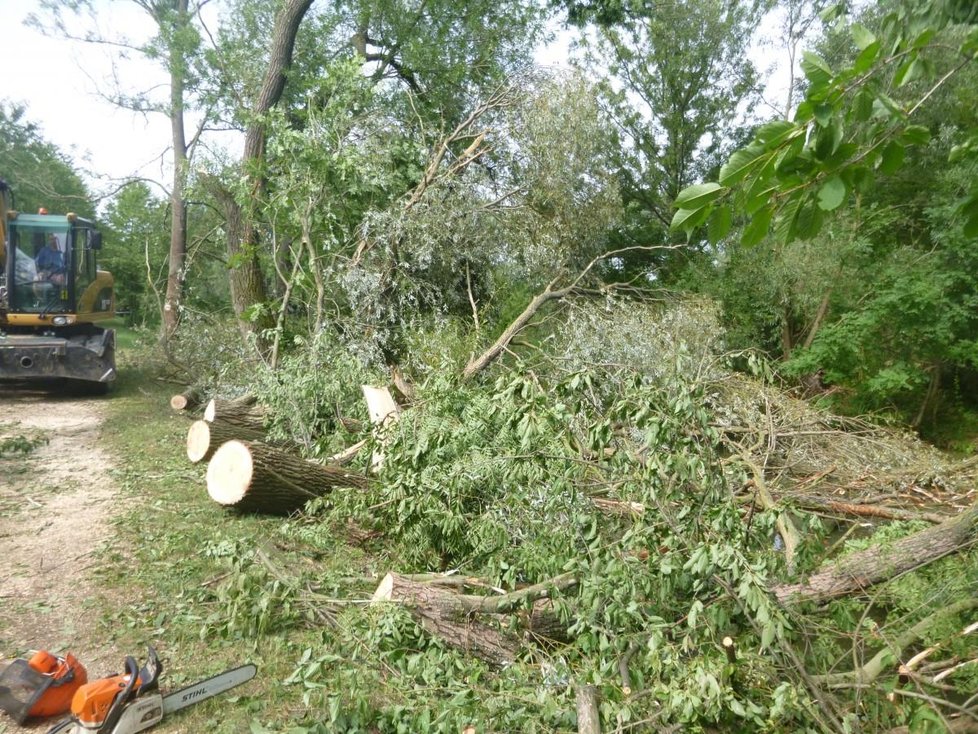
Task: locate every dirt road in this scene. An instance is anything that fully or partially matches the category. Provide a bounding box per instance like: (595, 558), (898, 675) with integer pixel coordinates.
(0, 388), (125, 732)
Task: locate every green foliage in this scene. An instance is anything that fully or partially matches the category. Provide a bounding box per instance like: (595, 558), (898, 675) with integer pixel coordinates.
(255, 329), (380, 454)
(0, 103), (94, 217)
(784, 159), (978, 424)
(579, 0), (764, 281)
(672, 2), (978, 245)
(101, 182), (169, 325)
(0, 427), (48, 458)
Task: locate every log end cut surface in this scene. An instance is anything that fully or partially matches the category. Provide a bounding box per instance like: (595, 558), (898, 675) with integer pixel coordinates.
(207, 440), (254, 505)
(187, 420), (212, 463)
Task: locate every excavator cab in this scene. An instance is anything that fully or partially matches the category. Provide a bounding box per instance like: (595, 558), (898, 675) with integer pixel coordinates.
(0, 179), (117, 390)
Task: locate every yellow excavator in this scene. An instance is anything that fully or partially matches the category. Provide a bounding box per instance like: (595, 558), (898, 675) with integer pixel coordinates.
(0, 178), (116, 391)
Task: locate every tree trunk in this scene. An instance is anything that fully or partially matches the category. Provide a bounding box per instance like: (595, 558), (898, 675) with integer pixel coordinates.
(773, 503), (978, 604)
(221, 0), (314, 354)
(186, 419), (264, 464)
(204, 398), (269, 431)
(575, 685), (601, 734)
(206, 440), (368, 515)
(162, 1), (190, 343)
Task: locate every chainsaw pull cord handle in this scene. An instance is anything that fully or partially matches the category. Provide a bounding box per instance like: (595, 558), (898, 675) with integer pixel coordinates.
(97, 656), (138, 734)
(135, 646), (162, 696)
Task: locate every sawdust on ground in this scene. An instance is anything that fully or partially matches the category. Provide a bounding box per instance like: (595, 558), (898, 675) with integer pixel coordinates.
(0, 387), (127, 733)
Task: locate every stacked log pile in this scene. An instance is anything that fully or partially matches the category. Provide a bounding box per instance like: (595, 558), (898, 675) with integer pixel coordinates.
(177, 389), (379, 516)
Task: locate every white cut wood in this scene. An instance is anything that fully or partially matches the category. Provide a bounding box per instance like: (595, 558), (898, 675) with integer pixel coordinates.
(361, 385), (401, 472)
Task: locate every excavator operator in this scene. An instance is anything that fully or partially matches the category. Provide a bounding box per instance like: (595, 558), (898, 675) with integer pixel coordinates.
(36, 233), (66, 285)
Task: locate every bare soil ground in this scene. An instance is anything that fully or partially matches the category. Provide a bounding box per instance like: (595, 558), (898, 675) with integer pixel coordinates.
(0, 387), (127, 733)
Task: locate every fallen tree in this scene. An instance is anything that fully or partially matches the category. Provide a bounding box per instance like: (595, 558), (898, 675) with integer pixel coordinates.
(206, 440), (369, 514)
(774, 503), (978, 605)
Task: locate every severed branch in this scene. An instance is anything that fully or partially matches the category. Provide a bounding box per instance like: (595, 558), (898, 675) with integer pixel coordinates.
(774, 503), (978, 605)
(462, 245), (684, 381)
(818, 599), (978, 687)
(742, 457), (801, 574)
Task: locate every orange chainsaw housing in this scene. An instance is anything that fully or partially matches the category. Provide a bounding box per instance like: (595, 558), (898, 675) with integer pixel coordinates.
(26, 651), (87, 718)
(70, 671), (146, 729)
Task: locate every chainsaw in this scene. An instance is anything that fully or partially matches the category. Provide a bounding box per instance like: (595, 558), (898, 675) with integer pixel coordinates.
(43, 647), (256, 734)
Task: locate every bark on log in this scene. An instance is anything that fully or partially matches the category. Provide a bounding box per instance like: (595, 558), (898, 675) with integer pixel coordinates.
(170, 387), (202, 412)
(372, 573), (519, 666)
(371, 572), (576, 665)
(774, 503), (978, 605)
(186, 419), (265, 464)
(206, 440), (368, 515)
(575, 685), (601, 734)
(203, 398), (269, 431)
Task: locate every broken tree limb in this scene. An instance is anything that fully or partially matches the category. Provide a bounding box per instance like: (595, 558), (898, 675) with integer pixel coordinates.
(371, 573), (520, 666)
(362, 385), (400, 472)
(786, 495), (948, 525)
(743, 458), (801, 574)
(773, 503), (978, 605)
(575, 685), (601, 734)
(371, 572), (576, 665)
(324, 439), (368, 466)
(204, 398), (269, 431)
(390, 365), (416, 405)
(186, 419), (265, 464)
(170, 387), (202, 412)
(819, 599), (978, 687)
(461, 246), (680, 381)
(206, 440), (368, 515)
(818, 599), (978, 687)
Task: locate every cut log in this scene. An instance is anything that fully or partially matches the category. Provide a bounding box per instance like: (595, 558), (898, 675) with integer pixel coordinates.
(774, 503), (978, 605)
(206, 440), (368, 515)
(203, 398), (269, 431)
(170, 387), (202, 412)
(186, 419), (265, 464)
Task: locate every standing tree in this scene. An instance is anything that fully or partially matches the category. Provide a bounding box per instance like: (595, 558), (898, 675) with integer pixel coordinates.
(30, 0), (206, 342)
(569, 0), (765, 282)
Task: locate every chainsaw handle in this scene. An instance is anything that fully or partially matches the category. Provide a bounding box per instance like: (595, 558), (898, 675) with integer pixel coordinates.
(97, 656), (139, 734)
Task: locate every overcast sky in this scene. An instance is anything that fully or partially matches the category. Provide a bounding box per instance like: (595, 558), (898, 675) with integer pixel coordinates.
(1, 0), (176, 190)
(1, 1), (797, 206)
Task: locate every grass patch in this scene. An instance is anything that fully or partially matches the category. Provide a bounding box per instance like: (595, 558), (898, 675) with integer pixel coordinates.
(95, 350), (355, 733)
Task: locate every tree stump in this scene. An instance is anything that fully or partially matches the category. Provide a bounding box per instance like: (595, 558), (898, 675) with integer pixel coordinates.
(186, 419), (265, 464)
(206, 440), (368, 515)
